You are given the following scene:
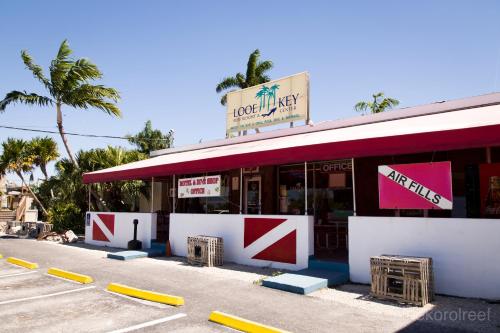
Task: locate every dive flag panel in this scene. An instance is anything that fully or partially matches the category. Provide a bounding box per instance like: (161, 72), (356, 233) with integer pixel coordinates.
(378, 162), (453, 210)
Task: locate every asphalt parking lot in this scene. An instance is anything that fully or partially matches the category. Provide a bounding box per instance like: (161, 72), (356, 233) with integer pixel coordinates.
(0, 261), (191, 332)
(0, 238), (499, 333)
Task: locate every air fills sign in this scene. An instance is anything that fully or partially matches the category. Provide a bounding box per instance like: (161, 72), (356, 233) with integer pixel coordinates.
(378, 162), (453, 210)
(226, 72), (309, 135)
(178, 175), (221, 198)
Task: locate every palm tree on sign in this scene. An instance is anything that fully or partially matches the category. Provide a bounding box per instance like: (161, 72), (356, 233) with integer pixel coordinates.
(268, 84), (280, 109)
(0, 40), (121, 167)
(29, 137), (59, 180)
(0, 138), (48, 216)
(354, 92), (400, 115)
(216, 49), (273, 134)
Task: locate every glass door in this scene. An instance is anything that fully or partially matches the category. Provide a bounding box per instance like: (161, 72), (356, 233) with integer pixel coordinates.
(244, 176), (261, 214)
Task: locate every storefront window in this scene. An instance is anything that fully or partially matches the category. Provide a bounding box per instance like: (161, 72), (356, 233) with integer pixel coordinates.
(278, 160), (354, 220)
(311, 160), (354, 224)
(278, 164), (310, 215)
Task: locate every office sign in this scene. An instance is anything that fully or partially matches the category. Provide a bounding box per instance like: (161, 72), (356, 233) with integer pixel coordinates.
(226, 72), (309, 134)
(378, 162), (453, 210)
(178, 175), (221, 198)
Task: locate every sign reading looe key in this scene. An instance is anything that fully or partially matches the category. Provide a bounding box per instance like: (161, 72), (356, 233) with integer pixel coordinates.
(378, 162), (453, 210)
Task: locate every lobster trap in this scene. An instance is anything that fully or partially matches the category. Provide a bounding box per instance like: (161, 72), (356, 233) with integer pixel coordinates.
(370, 255), (434, 306)
(187, 236), (224, 267)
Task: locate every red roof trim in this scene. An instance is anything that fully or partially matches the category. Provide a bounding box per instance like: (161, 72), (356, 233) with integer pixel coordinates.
(83, 124), (500, 183)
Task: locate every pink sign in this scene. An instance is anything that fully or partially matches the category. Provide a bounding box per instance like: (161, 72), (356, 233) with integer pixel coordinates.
(378, 162), (453, 210)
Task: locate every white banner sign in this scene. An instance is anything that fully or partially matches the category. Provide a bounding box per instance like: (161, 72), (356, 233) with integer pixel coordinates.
(226, 72), (309, 134)
(178, 175), (221, 198)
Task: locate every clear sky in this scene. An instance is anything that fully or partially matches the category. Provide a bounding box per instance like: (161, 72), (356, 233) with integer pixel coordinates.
(1, 0), (500, 181)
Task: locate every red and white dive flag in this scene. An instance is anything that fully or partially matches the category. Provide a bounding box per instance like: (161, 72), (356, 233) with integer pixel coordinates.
(378, 162), (453, 210)
(92, 213), (115, 242)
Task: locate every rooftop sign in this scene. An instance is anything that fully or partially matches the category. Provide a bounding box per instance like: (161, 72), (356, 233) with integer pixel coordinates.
(226, 72), (309, 135)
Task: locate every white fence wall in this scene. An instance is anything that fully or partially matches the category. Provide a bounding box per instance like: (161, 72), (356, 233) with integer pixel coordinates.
(85, 212), (157, 249)
(170, 214), (314, 270)
(349, 216), (500, 299)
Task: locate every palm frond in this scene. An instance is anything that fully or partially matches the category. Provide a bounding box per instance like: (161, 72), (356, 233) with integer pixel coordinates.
(0, 91), (53, 111)
(255, 60), (273, 77)
(56, 39), (72, 62)
(63, 58), (102, 90)
(220, 94), (227, 106)
(235, 73), (246, 87)
(64, 84), (120, 102)
(386, 98), (400, 107)
(50, 40), (74, 92)
(245, 49), (260, 84)
(257, 75), (270, 84)
(354, 101), (368, 112)
(21, 50), (51, 89)
(216, 76), (240, 93)
(78, 98), (121, 117)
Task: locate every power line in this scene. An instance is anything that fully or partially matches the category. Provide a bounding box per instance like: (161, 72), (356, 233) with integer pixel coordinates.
(0, 125), (172, 141)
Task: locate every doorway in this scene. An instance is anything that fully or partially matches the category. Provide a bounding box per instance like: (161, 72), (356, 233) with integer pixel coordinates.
(244, 176), (261, 214)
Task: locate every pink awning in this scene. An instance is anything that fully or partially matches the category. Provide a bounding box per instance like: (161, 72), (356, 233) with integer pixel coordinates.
(83, 100), (500, 184)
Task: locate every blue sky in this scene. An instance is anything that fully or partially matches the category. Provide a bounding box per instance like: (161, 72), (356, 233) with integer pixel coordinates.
(1, 0), (500, 180)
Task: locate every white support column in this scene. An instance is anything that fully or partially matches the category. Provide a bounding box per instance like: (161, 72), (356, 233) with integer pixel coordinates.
(351, 158), (357, 216)
(173, 175), (176, 213)
(312, 163), (316, 216)
(240, 168), (243, 214)
(150, 177), (154, 213)
(88, 184), (91, 211)
(304, 161), (308, 215)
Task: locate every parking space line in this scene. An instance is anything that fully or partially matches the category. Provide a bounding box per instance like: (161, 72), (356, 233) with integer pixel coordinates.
(105, 313), (187, 333)
(0, 271), (38, 278)
(0, 285), (96, 305)
(104, 289), (170, 309)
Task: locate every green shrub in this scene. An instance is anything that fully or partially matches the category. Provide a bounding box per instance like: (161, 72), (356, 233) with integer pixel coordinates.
(48, 202), (84, 234)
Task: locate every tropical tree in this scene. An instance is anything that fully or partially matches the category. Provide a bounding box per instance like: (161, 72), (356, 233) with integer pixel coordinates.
(127, 120), (174, 155)
(0, 138), (48, 215)
(0, 40), (121, 167)
(29, 136), (59, 180)
(216, 49), (273, 105)
(216, 49), (273, 134)
(354, 92), (400, 114)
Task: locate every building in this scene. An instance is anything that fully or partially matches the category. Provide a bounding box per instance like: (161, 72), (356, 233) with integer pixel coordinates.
(83, 92), (500, 299)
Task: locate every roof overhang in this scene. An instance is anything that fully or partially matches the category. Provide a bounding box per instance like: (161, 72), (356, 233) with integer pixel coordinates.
(83, 101), (500, 184)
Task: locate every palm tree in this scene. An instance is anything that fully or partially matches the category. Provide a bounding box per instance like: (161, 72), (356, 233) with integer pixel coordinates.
(354, 92), (400, 114)
(0, 138), (48, 216)
(216, 49), (273, 134)
(127, 120), (174, 155)
(29, 137), (59, 180)
(255, 86), (269, 111)
(268, 84), (280, 109)
(0, 40), (121, 167)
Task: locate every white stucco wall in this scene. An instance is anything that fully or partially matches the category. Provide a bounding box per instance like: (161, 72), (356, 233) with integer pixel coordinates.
(169, 214), (314, 270)
(349, 216), (500, 299)
(85, 212), (157, 249)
